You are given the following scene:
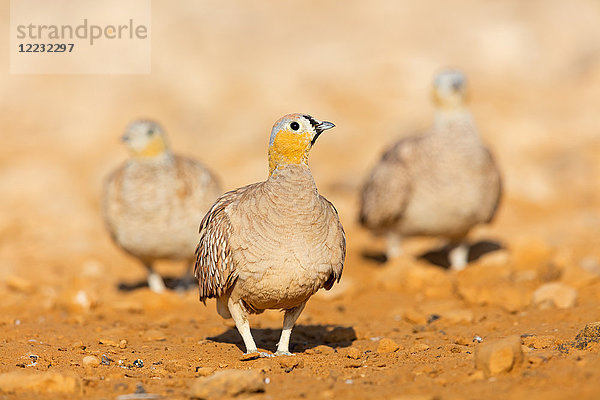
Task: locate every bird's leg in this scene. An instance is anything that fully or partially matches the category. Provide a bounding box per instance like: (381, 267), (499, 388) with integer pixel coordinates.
(145, 262), (166, 293)
(275, 302), (306, 356)
(448, 242), (469, 271)
(386, 232), (403, 259)
(228, 298), (271, 357)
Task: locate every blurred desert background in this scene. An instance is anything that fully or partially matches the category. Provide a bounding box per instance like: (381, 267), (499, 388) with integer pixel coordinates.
(2, 0), (600, 399)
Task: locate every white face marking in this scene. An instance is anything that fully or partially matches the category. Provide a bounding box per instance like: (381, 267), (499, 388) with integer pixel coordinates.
(122, 120), (165, 153)
(269, 115), (317, 148)
(434, 69), (467, 98)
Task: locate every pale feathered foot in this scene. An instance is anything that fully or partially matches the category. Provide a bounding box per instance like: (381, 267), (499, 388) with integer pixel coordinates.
(386, 232), (403, 259)
(147, 272), (166, 293)
(449, 243), (469, 271)
(274, 351), (295, 356)
(276, 303), (306, 355)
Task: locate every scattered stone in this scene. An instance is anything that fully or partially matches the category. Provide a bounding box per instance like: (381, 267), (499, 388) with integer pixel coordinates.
(456, 266), (531, 312)
(464, 370), (485, 382)
(99, 338), (119, 347)
(195, 367), (216, 377)
(278, 356), (304, 372)
(345, 347), (363, 359)
(377, 338), (400, 354)
(403, 266), (453, 299)
(409, 343), (430, 353)
(440, 309), (474, 324)
(305, 345), (335, 355)
(324, 327), (356, 344)
(474, 249), (510, 268)
(144, 329), (166, 341)
(532, 282), (577, 309)
(475, 335), (523, 376)
(82, 356), (100, 370)
(473, 336), (483, 343)
(572, 322), (600, 350)
(239, 352), (261, 361)
(133, 359), (144, 368)
(0, 371), (81, 394)
(454, 336), (471, 346)
(526, 350), (558, 367)
(101, 355), (112, 366)
(521, 335), (557, 349)
(189, 369), (265, 399)
(119, 339), (128, 349)
(403, 309), (428, 325)
(6, 276), (34, 293)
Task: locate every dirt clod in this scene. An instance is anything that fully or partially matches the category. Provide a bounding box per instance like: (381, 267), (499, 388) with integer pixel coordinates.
(377, 338), (401, 354)
(532, 282), (578, 309)
(82, 355), (100, 369)
(0, 371), (81, 394)
(189, 369), (265, 399)
(475, 335), (523, 376)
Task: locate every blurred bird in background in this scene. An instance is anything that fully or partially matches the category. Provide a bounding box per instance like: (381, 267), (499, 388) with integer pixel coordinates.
(195, 113), (346, 357)
(359, 69), (502, 270)
(102, 119), (222, 292)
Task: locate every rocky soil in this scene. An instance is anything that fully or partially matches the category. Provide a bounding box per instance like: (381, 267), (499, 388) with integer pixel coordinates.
(2, 0), (600, 399)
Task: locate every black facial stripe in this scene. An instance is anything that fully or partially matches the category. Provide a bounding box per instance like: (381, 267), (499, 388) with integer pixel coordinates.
(311, 132), (322, 146)
(303, 114), (319, 130)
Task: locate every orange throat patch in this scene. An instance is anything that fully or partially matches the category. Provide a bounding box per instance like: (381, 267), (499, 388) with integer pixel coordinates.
(133, 136), (168, 159)
(268, 130), (311, 175)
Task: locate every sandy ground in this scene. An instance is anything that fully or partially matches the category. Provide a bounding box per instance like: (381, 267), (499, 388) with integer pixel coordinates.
(2, 0), (600, 399)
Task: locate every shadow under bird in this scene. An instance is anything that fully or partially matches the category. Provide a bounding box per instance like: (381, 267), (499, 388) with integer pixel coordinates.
(102, 120), (222, 292)
(195, 113), (346, 357)
(359, 69), (502, 270)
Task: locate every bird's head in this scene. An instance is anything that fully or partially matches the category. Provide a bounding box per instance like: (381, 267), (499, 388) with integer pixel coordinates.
(121, 120), (170, 159)
(268, 113), (335, 175)
(432, 69), (467, 110)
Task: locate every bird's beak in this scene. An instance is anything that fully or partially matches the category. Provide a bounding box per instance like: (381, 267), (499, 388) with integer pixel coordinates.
(311, 120), (335, 146)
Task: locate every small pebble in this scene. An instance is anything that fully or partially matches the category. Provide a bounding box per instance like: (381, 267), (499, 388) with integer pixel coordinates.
(82, 356), (100, 369)
(101, 355), (111, 365)
(377, 338), (401, 354)
(133, 359), (144, 368)
(409, 343), (430, 353)
(345, 347), (362, 359)
(473, 336), (483, 343)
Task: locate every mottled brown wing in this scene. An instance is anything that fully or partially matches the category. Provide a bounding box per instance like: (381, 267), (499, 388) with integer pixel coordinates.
(359, 137), (417, 231)
(194, 189), (241, 302)
(320, 197), (346, 291)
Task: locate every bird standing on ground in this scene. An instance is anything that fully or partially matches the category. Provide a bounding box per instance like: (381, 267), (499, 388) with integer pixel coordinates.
(359, 69), (502, 270)
(102, 120), (222, 292)
(195, 113), (345, 357)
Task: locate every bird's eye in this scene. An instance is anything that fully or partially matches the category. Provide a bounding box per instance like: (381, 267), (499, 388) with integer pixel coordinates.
(146, 129), (154, 136)
(290, 122), (300, 131)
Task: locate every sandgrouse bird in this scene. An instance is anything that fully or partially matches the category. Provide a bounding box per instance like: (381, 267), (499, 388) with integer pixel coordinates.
(359, 69), (502, 270)
(195, 113), (346, 357)
(103, 120), (222, 293)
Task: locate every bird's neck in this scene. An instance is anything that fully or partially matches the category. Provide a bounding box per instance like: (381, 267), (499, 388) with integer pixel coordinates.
(433, 107), (477, 137)
(267, 164), (318, 195)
